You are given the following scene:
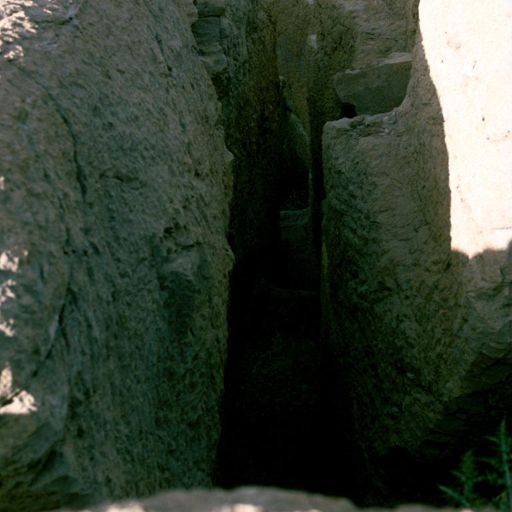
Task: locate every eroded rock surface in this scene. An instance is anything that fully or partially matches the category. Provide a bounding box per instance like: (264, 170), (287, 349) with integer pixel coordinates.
(0, 1), (232, 510)
(216, 0), (358, 495)
(1, 0), (511, 509)
(323, 0), (512, 498)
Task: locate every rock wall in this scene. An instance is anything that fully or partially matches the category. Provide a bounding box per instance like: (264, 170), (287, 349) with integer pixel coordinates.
(219, 0), (282, 279)
(0, 1), (233, 510)
(323, 0), (512, 500)
(2, 0), (510, 509)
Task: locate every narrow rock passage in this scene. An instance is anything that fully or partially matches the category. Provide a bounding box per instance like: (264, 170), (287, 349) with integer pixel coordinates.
(215, 109), (354, 496)
(214, 0), (414, 501)
(212, 0), (359, 497)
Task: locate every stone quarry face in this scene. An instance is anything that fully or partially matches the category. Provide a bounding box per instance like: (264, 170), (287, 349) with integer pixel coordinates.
(0, 0), (511, 510)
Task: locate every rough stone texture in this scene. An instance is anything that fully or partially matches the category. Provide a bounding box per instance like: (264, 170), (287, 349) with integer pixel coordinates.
(272, 0), (413, 248)
(219, 0), (283, 278)
(53, 487), (451, 512)
(330, 0), (416, 119)
(0, 1), (232, 510)
(334, 52), (412, 116)
(338, 0), (413, 70)
(322, 0), (512, 499)
(192, 0), (229, 78)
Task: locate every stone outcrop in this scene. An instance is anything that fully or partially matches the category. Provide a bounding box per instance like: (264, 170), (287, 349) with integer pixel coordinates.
(0, 1), (232, 510)
(1, 0), (511, 509)
(53, 487), (446, 512)
(322, 0), (512, 498)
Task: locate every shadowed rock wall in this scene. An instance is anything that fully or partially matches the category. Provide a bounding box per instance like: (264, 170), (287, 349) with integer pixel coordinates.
(216, 0), (359, 495)
(0, 1), (232, 510)
(323, 0), (512, 501)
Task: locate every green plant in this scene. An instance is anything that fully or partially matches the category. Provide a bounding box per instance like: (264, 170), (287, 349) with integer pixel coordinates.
(440, 450), (484, 509)
(440, 420), (512, 512)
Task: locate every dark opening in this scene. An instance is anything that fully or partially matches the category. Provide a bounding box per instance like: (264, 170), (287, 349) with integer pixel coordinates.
(215, 69), (357, 496)
(339, 102), (357, 119)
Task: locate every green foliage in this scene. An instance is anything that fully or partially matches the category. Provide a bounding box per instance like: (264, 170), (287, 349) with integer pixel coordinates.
(440, 420), (512, 512)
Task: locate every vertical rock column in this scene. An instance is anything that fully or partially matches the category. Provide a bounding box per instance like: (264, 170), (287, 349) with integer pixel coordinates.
(322, 0), (512, 501)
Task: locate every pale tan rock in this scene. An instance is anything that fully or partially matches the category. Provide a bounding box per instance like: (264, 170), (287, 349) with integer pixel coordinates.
(323, 0), (512, 487)
(420, 0), (512, 260)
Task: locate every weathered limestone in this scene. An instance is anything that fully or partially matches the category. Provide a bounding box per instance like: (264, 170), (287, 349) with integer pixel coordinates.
(0, 1), (232, 510)
(323, 0), (512, 495)
(338, 0), (414, 71)
(2, 0), (510, 509)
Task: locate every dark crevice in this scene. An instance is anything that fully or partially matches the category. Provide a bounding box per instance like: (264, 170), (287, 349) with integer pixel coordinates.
(214, 9), (355, 496)
(213, 1), (445, 506)
(339, 102), (357, 119)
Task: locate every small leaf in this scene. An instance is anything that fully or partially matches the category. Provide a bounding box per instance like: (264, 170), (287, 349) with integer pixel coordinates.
(439, 485), (472, 508)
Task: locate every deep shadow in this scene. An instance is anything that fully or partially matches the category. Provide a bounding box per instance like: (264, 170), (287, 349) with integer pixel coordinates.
(216, 277), (355, 494)
(339, 102), (358, 119)
(214, 0), (356, 496)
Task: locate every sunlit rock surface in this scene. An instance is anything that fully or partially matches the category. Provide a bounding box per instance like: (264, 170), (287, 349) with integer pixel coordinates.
(323, 0), (512, 494)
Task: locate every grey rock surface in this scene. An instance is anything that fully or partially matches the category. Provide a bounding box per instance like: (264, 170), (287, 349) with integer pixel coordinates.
(1, 0), (510, 509)
(337, 0), (414, 70)
(192, 1), (229, 78)
(334, 52), (412, 115)
(53, 487), (449, 512)
(0, 1), (232, 510)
